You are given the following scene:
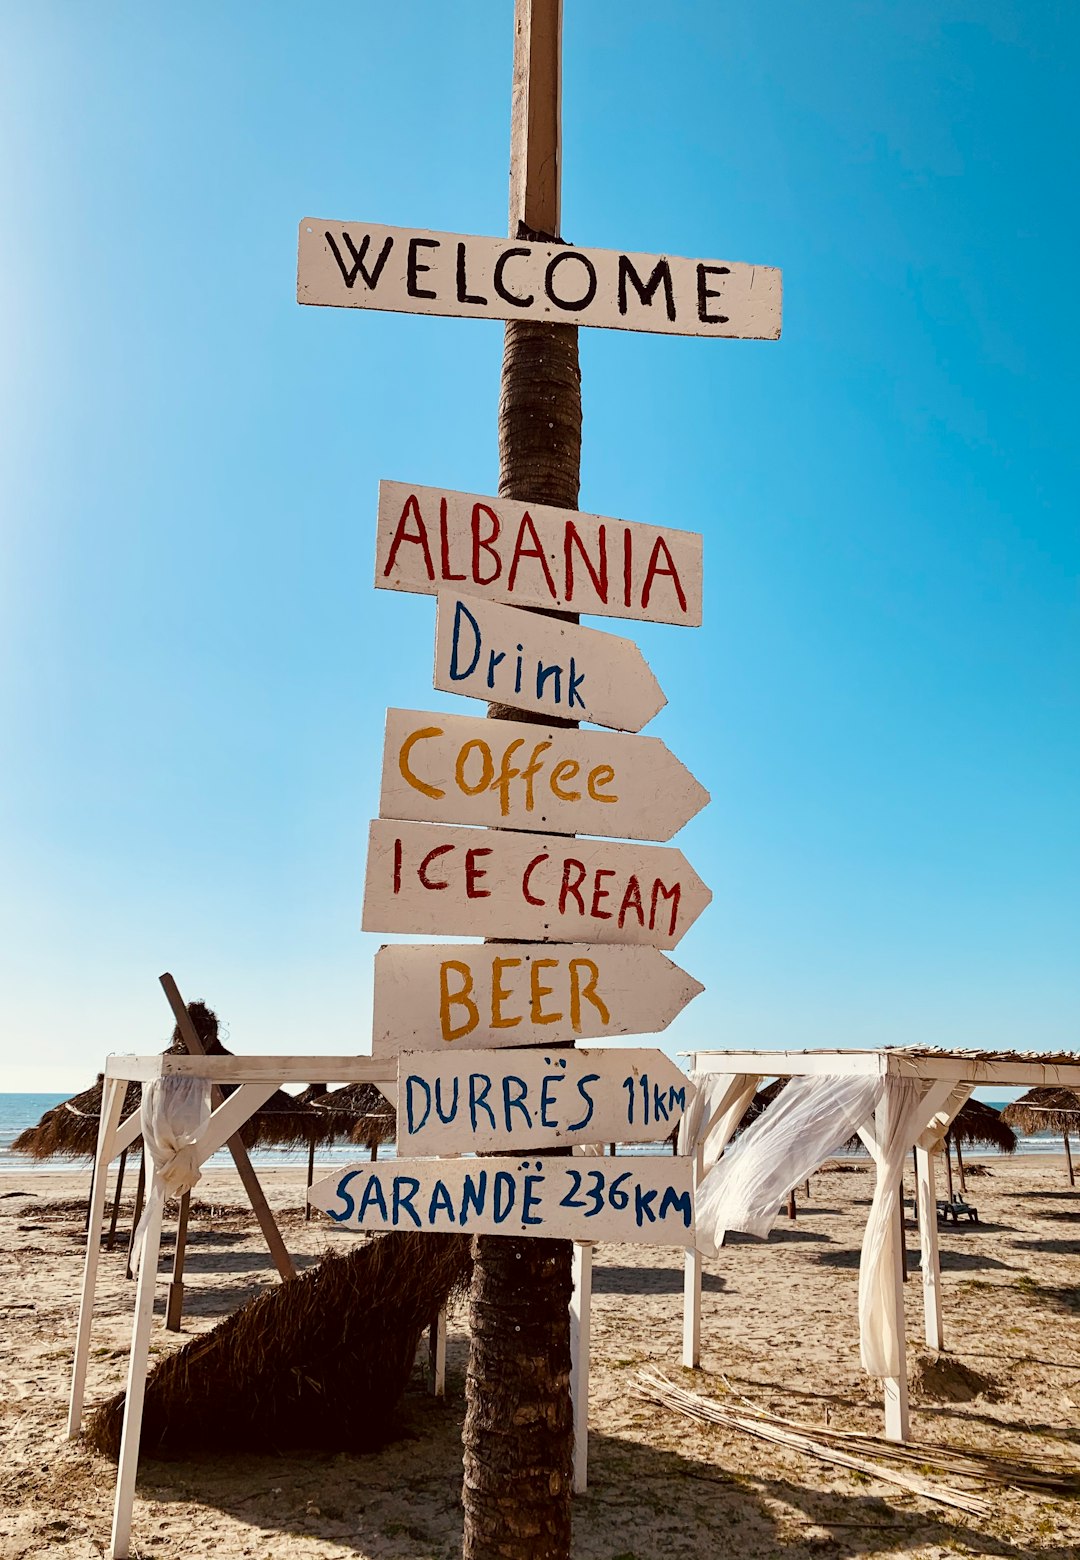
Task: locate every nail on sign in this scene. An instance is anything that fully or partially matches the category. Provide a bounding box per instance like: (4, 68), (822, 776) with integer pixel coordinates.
(371, 943), (704, 1056)
(361, 819), (712, 948)
(397, 1048), (696, 1155)
(308, 1154), (695, 1246)
(380, 708), (709, 841)
(298, 221), (782, 341)
(435, 592), (665, 732)
(375, 481), (703, 627)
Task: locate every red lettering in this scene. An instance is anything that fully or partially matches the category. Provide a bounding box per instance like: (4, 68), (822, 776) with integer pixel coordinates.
(393, 837), (402, 895)
(522, 853), (549, 906)
(439, 496), (466, 581)
(590, 868), (615, 920)
(465, 847), (492, 898)
(383, 494), (435, 581)
(558, 857), (587, 915)
(418, 844), (453, 890)
(617, 874), (645, 929)
(507, 513), (558, 598)
(564, 522), (608, 605)
(471, 504), (502, 586)
(649, 878), (681, 937)
(641, 536), (688, 614)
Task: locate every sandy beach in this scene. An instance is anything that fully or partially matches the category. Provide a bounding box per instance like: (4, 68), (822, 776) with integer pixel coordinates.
(1, 1153), (1077, 1560)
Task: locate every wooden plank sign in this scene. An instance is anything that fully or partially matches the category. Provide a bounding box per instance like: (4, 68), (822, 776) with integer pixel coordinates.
(397, 1048), (696, 1155)
(372, 943), (704, 1056)
(376, 481), (702, 627)
(434, 592), (665, 732)
(308, 1154), (695, 1246)
(298, 220), (782, 341)
(380, 708), (709, 841)
(361, 819), (712, 948)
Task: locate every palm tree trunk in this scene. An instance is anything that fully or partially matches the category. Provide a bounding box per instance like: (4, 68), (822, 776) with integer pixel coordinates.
(461, 315), (581, 1560)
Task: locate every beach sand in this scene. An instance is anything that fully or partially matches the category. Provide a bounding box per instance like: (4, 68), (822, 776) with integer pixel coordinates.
(1, 1154), (1077, 1559)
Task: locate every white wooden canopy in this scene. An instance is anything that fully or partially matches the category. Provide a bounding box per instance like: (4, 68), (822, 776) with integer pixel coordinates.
(680, 1047), (1080, 1442)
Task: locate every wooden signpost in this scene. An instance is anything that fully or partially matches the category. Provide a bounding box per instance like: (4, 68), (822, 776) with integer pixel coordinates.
(298, 220), (782, 340)
(361, 817), (712, 947)
(376, 480), (703, 627)
(380, 707), (709, 840)
(434, 591), (666, 731)
(309, 1152), (694, 1245)
(396, 1047), (696, 1155)
(371, 942), (704, 1055)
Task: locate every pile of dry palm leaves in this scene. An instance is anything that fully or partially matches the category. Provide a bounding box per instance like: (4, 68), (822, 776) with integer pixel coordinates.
(88, 1231), (471, 1459)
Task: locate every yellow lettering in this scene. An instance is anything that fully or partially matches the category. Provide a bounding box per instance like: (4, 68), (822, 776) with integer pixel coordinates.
(587, 763), (617, 804)
(399, 726), (444, 800)
(529, 958), (562, 1025)
(490, 956), (523, 1028)
(456, 738), (494, 796)
(439, 960), (479, 1041)
(569, 958), (609, 1031)
(550, 759), (581, 801)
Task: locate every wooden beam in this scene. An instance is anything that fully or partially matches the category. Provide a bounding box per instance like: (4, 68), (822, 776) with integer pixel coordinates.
(68, 1077), (126, 1438)
(159, 973), (296, 1282)
(509, 0), (561, 238)
(916, 1146), (943, 1351)
(688, 1049), (1080, 1088)
(164, 1192), (190, 1333)
(570, 1242), (592, 1493)
(110, 1165), (166, 1559)
(105, 1053), (395, 1085)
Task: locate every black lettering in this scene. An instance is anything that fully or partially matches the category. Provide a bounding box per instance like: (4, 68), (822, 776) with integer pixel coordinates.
(324, 230), (393, 291)
(617, 255), (676, 320)
(696, 263), (731, 324)
(493, 246), (535, 307)
(544, 250), (597, 312)
(456, 241), (488, 306)
(407, 237), (440, 299)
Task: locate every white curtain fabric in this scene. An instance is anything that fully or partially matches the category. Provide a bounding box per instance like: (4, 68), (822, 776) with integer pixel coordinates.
(695, 1072), (884, 1258)
(130, 1075), (211, 1272)
(676, 1072), (759, 1166)
(858, 1076), (928, 1377)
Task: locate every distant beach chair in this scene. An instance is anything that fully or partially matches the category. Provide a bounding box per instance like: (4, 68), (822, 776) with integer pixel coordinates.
(936, 1196), (979, 1224)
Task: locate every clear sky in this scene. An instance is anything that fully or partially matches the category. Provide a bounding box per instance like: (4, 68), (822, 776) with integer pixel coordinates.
(1, 1), (1076, 1091)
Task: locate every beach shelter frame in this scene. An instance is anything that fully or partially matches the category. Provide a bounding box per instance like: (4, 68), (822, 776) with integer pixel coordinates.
(680, 1047), (1080, 1443)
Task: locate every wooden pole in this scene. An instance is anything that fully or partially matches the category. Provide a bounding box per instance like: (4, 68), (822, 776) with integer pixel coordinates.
(164, 1191), (190, 1332)
(110, 1165), (166, 1559)
(106, 1148), (128, 1252)
(954, 1134), (966, 1194)
(125, 1155), (146, 1281)
(1064, 1130), (1075, 1187)
(159, 973), (296, 1281)
(944, 1133), (955, 1203)
(68, 1077), (126, 1437)
(916, 1146), (943, 1351)
(305, 1133), (316, 1223)
(786, 1188), (797, 1220)
(462, 7), (577, 1557)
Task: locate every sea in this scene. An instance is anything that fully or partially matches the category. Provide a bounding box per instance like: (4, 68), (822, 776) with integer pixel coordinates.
(0, 1092), (1068, 1174)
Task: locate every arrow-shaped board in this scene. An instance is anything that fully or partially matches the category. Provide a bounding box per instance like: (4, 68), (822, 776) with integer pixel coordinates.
(298, 221), (781, 340)
(309, 1154), (695, 1246)
(376, 480), (703, 627)
(371, 942), (704, 1056)
(380, 708), (709, 841)
(434, 592), (665, 732)
(361, 819), (712, 948)
(397, 1048), (696, 1155)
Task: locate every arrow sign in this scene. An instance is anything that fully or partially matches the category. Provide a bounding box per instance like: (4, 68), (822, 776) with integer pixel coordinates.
(397, 1048), (696, 1155)
(375, 480), (703, 627)
(371, 942), (705, 1056)
(298, 221), (781, 341)
(308, 1154), (695, 1246)
(361, 819), (712, 949)
(434, 592), (666, 732)
(380, 708), (709, 841)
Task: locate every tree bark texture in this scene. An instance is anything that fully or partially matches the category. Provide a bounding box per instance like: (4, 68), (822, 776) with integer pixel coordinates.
(461, 316), (581, 1560)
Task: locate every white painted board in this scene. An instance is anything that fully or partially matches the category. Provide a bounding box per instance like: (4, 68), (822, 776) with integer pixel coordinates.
(361, 818), (712, 949)
(308, 1154), (695, 1246)
(380, 708), (709, 841)
(298, 221), (782, 341)
(372, 942), (704, 1056)
(434, 592), (665, 732)
(397, 1047), (696, 1155)
(376, 481), (703, 627)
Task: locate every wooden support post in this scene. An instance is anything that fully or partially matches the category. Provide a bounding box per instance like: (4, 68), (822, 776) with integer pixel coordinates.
(159, 973), (295, 1281)
(944, 1133), (955, 1203)
(106, 1148), (128, 1252)
(1063, 1130), (1075, 1187)
(109, 1166), (165, 1560)
(682, 1144), (704, 1368)
(786, 1188), (797, 1220)
(69, 1077), (126, 1438)
(125, 1156), (146, 1281)
(84, 1157), (97, 1233)
(954, 1134), (966, 1193)
(916, 1146), (943, 1351)
(569, 1242), (592, 1494)
(899, 1193), (908, 1283)
(164, 1192), (190, 1332)
(429, 1308), (448, 1398)
(877, 1095), (910, 1443)
(305, 1134), (316, 1222)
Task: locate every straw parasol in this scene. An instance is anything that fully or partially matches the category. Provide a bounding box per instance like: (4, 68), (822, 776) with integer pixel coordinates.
(11, 1075), (141, 1162)
(943, 1099), (1017, 1196)
(306, 1082), (397, 1150)
(1002, 1088), (1080, 1186)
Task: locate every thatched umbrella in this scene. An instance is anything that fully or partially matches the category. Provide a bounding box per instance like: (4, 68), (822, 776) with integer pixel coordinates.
(736, 1078), (863, 1217)
(306, 1082), (396, 1151)
(1002, 1088), (1080, 1187)
(11, 1074), (140, 1162)
(945, 1099), (1017, 1195)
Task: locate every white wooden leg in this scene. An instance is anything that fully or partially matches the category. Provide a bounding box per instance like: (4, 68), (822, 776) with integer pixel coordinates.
(109, 1170), (165, 1560)
(883, 1166), (910, 1441)
(570, 1242), (592, 1494)
(428, 1308), (447, 1397)
(69, 1079), (126, 1437)
(916, 1146), (943, 1352)
(682, 1245), (702, 1368)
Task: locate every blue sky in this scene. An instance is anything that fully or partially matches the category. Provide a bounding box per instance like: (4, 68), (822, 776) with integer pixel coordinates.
(1, 1), (1076, 1091)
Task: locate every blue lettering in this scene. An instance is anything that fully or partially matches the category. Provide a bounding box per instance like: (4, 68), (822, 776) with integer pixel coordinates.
(328, 1168), (362, 1223)
(669, 1086), (686, 1113)
(634, 1184), (658, 1225)
(652, 1081), (670, 1123)
(502, 1074), (533, 1131)
(469, 1073), (497, 1131)
(567, 1073), (599, 1133)
(392, 1175), (422, 1227)
(522, 1173), (544, 1225)
(358, 1174), (388, 1222)
(486, 647), (506, 688)
(460, 1170), (488, 1225)
(536, 660), (562, 704)
(493, 1169), (517, 1223)
(539, 1073), (563, 1129)
(567, 658), (586, 709)
(659, 1187), (693, 1228)
(434, 1076), (459, 1125)
(428, 1179), (457, 1223)
(405, 1075), (431, 1135)
(449, 599), (482, 680)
